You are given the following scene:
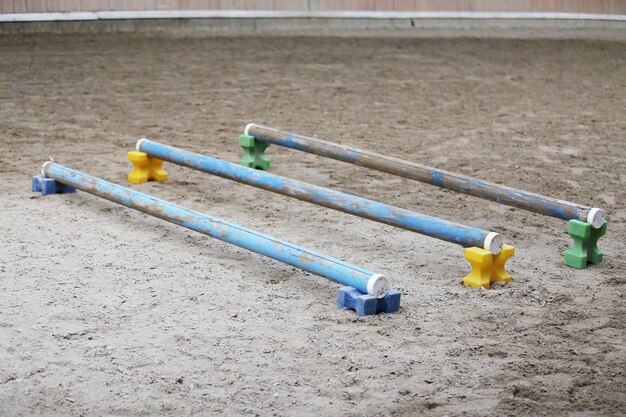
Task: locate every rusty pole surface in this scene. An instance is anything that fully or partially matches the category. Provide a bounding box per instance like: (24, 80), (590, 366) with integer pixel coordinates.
(244, 123), (606, 229)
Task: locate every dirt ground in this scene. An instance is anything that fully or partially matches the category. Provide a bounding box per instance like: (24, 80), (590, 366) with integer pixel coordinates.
(0, 33), (625, 416)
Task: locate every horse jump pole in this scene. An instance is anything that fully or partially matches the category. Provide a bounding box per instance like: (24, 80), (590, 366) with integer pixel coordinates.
(37, 162), (392, 300)
(242, 123), (606, 229)
(134, 139), (503, 254)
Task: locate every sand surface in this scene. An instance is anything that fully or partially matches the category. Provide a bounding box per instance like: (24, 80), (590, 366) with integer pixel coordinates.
(0, 34), (625, 416)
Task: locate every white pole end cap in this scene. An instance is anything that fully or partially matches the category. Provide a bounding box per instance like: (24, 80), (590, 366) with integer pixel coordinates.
(41, 160), (54, 177)
(367, 274), (391, 299)
(136, 138), (148, 151)
(587, 208), (606, 229)
(484, 232), (503, 255)
(244, 123), (256, 136)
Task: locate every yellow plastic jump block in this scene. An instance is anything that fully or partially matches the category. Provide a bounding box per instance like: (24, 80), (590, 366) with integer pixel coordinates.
(127, 151), (169, 184)
(462, 244), (514, 289)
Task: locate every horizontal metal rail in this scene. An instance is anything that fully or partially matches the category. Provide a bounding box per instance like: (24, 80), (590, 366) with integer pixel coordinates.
(136, 139), (503, 254)
(3, 11), (625, 23)
(244, 123), (606, 229)
(41, 162), (391, 298)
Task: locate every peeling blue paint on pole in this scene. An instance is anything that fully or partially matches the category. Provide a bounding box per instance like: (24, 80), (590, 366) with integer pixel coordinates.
(136, 139), (503, 254)
(243, 124), (606, 229)
(40, 162), (391, 298)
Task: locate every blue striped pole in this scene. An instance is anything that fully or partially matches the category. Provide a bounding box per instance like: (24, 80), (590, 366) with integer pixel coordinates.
(136, 139), (503, 254)
(244, 124), (606, 229)
(40, 162), (391, 298)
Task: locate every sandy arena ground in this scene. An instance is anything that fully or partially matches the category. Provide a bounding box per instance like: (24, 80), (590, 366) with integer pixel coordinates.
(1, 33), (625, 416)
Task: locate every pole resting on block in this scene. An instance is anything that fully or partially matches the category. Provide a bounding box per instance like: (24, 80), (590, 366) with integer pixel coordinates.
(239, 134), (271, 170)
(564, 219), (607, 269)
(338, 286), (401, 317)
(462, 244), (515, 289)
(32, 175), (76, 196)
(127, 151), (169, 184)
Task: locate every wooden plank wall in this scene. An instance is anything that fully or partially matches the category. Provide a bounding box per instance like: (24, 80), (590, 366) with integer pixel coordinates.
(1, 0), (625, 14)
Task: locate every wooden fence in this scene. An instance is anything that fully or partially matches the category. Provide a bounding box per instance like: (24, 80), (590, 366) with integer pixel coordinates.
(2, 0), (625, 14)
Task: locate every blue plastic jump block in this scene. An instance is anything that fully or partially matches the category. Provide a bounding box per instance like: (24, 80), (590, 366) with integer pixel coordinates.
(337, 286), (401, 317)
(32, 175), (76, 196)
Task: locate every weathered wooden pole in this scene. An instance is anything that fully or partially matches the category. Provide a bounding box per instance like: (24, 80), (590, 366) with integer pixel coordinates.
(38, 162), (391, 298)
(135, 139), (503, 254)
(243, 123), (606, 229)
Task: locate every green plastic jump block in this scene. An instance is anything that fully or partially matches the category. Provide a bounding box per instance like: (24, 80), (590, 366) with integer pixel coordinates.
(239, 134), (271, 170)
(564, 219), (607, 269)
